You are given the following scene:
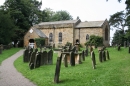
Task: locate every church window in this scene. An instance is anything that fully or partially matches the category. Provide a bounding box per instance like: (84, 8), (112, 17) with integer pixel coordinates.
(49, 33), (53, 42)
(59, 32), (62, 42)
(86, 34), (89, 40)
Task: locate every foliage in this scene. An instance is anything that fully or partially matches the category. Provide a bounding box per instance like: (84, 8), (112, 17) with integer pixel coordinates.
(112, 30), (124, 45)
(0, 0), (42, 40)
(14, 47), (130, 86)
(85, 35), (103, 47)
(65, 42), (72, 46)
(41, 8), (73, 22)
(34, 38), (45, 47)
(0, 10), (16, 44)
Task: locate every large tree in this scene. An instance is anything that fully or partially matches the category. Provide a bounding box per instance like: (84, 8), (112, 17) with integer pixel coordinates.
(0, 10), (15, 45)
(0, 0), (42, 40)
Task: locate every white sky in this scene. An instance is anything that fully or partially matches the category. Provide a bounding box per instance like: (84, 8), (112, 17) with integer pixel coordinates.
(0, 0), (126, 42)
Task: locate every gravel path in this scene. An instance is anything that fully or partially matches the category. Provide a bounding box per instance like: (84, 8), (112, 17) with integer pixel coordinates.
(0, 49), (37, 86)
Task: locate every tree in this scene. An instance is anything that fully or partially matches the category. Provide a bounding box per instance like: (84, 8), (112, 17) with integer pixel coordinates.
(51, 10), (73, 21)
(0, 10), (15, 45)
(0, 0), (42, 40)
(41, 9), (73, 22)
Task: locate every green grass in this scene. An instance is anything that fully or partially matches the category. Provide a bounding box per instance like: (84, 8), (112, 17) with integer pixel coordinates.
(14, 47), (130, 86)
(0, 48), (21, 65)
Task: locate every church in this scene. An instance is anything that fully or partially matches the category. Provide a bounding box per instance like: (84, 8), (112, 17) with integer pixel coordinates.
(24, 19), (110, 48)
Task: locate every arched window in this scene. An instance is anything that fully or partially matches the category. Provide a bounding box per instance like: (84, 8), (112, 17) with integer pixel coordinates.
(59, 32), (62, 42)
(86, 34), (89, 40)
(49, 33), (53, 42)
(105, 27), (108, 41)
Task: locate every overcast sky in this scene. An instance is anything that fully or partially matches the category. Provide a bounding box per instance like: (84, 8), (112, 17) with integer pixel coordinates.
(0, 0), (126, 42)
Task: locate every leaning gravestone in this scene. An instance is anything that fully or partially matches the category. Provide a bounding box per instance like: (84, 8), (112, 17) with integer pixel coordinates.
(54, 52), (62, 83)
(106, 50), (110, 60)
(64, 54), (68, 67)
(70, 52), (75, 66)
(41, 51), (48, 65)
(28, 48), (33, 62)
(91, 51), (96, 69)
(23, 48), (29, 62)
(48, 49), (53, 64)
(29, 49), (38, 69)
(82, 50), (85, 61)
(34, 52), (41, 68)
(99, 51), (102, 62)
(102, 51), (106, 61)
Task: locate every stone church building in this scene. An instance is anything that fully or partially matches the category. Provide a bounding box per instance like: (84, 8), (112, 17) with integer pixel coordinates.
(24, 19), (110, 48)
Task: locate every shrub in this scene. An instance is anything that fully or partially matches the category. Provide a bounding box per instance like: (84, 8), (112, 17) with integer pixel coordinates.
(85, 35), (103, 47)
(34, 38), (45, 47)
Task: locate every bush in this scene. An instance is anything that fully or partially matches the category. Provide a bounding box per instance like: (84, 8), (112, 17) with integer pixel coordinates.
(34, 38), (45, 47)
(85, 35), (103, 47)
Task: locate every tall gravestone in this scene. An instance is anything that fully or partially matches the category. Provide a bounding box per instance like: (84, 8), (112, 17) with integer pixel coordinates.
(70, 52), (75, 66)
(34, 52), (41, 68)
(23, 49), (29, 62)
(102, 51), (106, 61)
(129, 46), (130, 53)
(41, 51), (48, 65)
(64, 54), (68, 67)
(82, 50), (85, 61)
(91, 51), (96, 69)
(106, 50), (110, 60)
(28, 48), (33, 62)
(29, 49), (38, 69)
(48, 49), (53, 64)
(99, 51), (102, 62)
(54, 52), (62, 83)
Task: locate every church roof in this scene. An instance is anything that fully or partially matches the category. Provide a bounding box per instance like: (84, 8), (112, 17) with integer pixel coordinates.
(33, 28), (47, 38)
(38, 19), (79, 25)
(75, 20), (105, 28)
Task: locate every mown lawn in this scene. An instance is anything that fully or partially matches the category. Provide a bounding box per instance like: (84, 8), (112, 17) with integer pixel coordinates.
(0, 48), (21, 65)
(14, 47), (130, 86)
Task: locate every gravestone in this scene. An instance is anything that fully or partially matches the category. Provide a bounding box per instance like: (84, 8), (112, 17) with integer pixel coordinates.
(106, 50), (110, 60)
(82, 50), (85, 61)
(70, 52), (75, 66)
(99, 51), (102, 62)
(23, 49), (29, 62)
(34, 52), (41, 68)
(48, 49), (53, 64)
(124, 41), (127, 48)
(54, 52), (62, 83)
(28, 48), (33, 62)
(117, 44), (121, 51)
(91, 51), (96, 69)
(29, 52), (37, 69)
(85, 48), (88, 56)
(102, 51), (106, 61)
(64, 54), (68, 67)
(0, 45), (2, 54)
(41, 51), (48, 65)
(71, 46), (76, 53)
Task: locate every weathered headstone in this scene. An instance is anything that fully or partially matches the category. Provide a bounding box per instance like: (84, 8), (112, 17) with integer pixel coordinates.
(102, 51), (106, 61)
(54, 52), (62, 83)
(99, 51), (102, 62)
(48, 49), (53, 64)
(28, 48), (33, 62)
(34, 52), (41, 68)
(117, 44), (121, 51)
(82, 50), (85, 61)
(70, 52), (75, 66)
(41, 51), (48, 65)
(29, 52), (37, 69)
(64, 54), (68, 67)
(23, 49), (29, 62)
(90, 46), (93, 55)
(91, 51), (96, 69)
(85, 48), (88, 56)
(106, 50), (110, 60)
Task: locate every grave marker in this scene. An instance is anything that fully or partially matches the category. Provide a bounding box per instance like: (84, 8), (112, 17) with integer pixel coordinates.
(48, 49), (53, 64)
(91, 51), (96, 69)
(70, 52), (75, 66)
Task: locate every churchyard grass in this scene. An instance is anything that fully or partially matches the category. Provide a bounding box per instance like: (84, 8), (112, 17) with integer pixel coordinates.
(0, 48), (21, 64)
(14, 47), (130, 86)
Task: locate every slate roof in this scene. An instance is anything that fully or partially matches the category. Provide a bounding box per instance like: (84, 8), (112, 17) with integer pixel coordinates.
(75, 20), (105, 28)
(38, 19), (80, 25)
(33, 28), (47, 38)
